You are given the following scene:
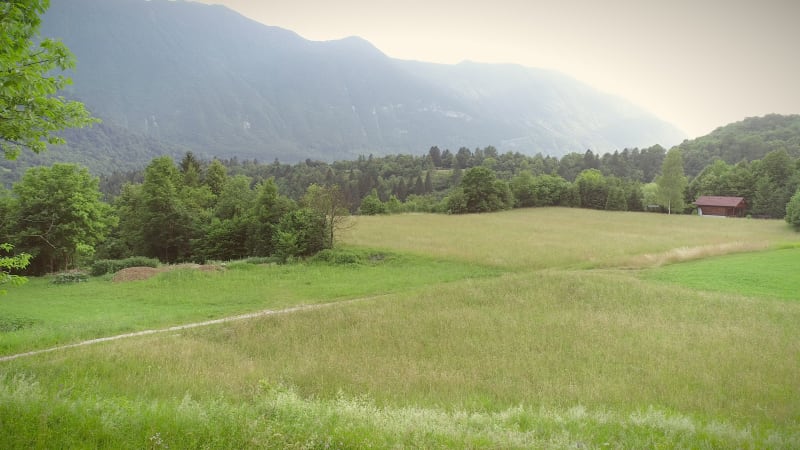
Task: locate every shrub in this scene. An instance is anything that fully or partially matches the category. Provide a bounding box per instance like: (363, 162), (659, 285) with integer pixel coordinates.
(51, 271), (89, 284)
(90, 257), (160, 276)
(243, 256), (280, 265)
(313, 249), (362, 265)
(0, 316), (36, 332)
(786, 189), (800, 231)
(359, 189), (387, 215)
(312, 248), (390, 266)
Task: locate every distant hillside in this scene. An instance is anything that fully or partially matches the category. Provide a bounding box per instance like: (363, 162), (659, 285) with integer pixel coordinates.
(39, 0), (685, 166)
(677, 114), (800, 176)
(0, 123), (184, 186)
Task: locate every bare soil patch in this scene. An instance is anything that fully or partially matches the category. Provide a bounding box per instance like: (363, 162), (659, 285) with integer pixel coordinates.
(112, 264), (223, 283)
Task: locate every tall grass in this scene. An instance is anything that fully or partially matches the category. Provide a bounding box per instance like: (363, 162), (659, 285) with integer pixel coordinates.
(4, 374), (795, 449)
(342, 208), (798, 269)
(2, 208), (799, 447)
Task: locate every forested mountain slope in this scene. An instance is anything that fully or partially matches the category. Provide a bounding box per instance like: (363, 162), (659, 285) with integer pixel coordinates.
(677, 114), (800, 176)
(0, 123), (185, 186)
(40, 0), (685, 164)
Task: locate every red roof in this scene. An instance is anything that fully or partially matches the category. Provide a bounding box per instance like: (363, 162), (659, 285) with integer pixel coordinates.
(695, 196), (746, 207)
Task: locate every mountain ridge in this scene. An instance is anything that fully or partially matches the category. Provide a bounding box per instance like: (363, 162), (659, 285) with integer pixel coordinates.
(41, 0), (686, 163)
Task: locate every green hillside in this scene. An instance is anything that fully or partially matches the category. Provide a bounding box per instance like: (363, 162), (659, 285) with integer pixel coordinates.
(677, 114), (800, 176)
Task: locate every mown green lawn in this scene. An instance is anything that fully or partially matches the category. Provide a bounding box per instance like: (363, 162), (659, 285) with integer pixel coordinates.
(2, 209), (800, 448)
(643, 246), (800, 301)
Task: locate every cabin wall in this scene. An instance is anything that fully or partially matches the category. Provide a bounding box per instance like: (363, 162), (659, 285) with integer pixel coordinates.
(699, 206), (730, 216)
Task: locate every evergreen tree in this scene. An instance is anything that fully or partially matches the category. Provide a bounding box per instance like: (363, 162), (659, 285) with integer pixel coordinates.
(139, 157), (196, 262)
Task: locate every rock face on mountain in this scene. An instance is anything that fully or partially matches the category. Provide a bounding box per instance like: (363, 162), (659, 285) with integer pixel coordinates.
(42, 0), (685, 162)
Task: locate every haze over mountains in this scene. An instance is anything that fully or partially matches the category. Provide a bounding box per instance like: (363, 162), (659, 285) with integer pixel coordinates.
(41, 0), (686, 163)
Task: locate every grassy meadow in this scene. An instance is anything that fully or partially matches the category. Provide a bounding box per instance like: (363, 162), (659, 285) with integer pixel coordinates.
(2, 208), (800, 448)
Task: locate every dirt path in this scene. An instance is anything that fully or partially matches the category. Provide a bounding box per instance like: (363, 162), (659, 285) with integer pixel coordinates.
(0, 298), (372, 363)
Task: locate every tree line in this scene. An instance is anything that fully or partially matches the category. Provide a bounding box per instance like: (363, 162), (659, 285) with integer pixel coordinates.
(3, 145), (799, 275)
(1, 156), (350, 274)
(2, 1), (800, 282)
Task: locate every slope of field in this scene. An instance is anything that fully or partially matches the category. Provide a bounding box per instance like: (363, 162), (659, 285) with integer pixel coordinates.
(342, 208), (794, 269)
(1, 209), (799, 448)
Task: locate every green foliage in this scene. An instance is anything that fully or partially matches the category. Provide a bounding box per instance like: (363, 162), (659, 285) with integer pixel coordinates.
(138, 157), (197, 263)
(678, 114), (800, 177)
(510, 172), (572, 208)
(686, 159), (756, 207)
(205, 159), (228, 197)
(274, 208), (327, 262)
(303, 184), (348, 248)
(656, 148), (688, 214)
(456, 166), (512, 213)
(359, 188), (386, 215)
(751, 149), (798, 218)
(0, 0), (98, 159)
(575, 169), (608, 210)
(195, 217), (251, 262)
(50, 270), (88, 284)
(89, 256), (159, 277)
(604, 183), (628, 211)
(213, 175), (254, 220)
(786, 189), (800, 230)
(248, 178), (295, 256)
(0, 315), (35, 332)
(0, 243), (30, 294)
(312, 248), (389, 266)
(444, 187), (467, 214)
(11, 164), (114, 274)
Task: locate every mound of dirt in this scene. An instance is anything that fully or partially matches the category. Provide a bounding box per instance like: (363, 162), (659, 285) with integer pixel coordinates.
(111, 264), (224, 282)
(112, 267), (161, 282)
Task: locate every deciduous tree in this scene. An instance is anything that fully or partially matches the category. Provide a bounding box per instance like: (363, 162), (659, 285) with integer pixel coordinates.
(303, 184), (348, 248)
(457, 166), (512, 213)
(12, 164), (114, 273)
(656, 148), (687, 214)
(575, 169), (608, 210)
(0, 243), (30, 294)
(0, 0), (97, 159)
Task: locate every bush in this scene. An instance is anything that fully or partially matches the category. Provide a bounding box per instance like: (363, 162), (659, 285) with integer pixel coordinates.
(0, 316), (36, 332)
(90, 257), (160, 276)
(312, 248), (390, 266)
(243, 256), (280, 265)
(51, 271), (89, 284)
(313, 249), (363, 265)
(786, 189), (800, 230)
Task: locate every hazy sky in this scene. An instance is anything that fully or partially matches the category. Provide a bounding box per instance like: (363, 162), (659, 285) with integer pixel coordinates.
(195, 0), (799, 139)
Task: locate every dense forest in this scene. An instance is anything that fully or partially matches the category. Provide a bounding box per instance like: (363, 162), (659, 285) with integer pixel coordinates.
(3, 114), (800, 275)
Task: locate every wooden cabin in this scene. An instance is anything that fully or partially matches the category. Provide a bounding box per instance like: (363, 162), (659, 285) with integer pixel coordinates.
(695, 196), (746, 217)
